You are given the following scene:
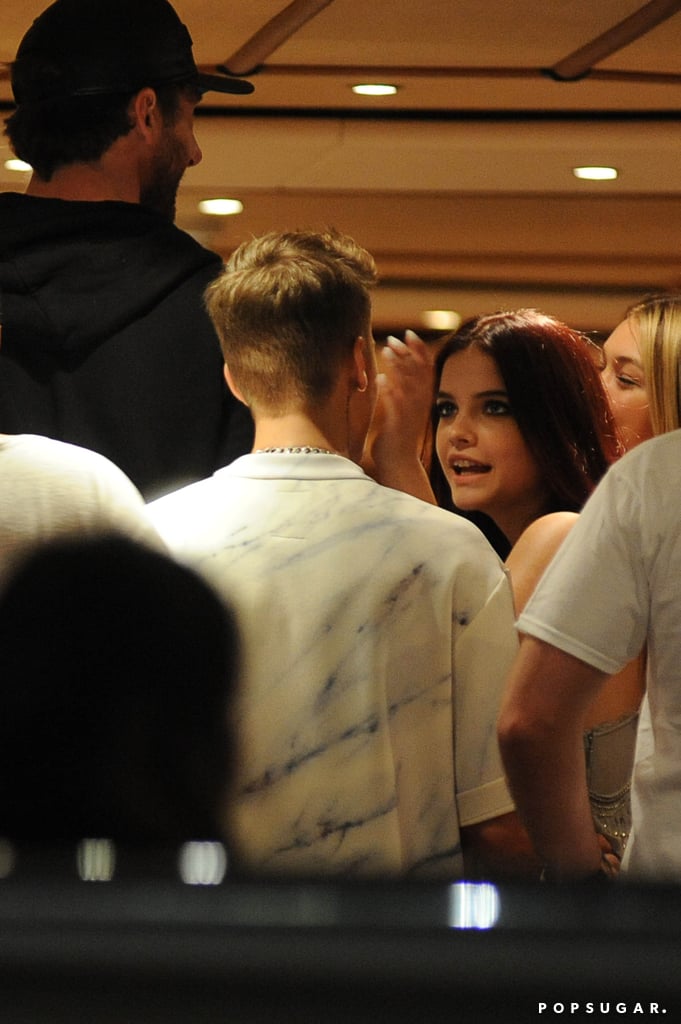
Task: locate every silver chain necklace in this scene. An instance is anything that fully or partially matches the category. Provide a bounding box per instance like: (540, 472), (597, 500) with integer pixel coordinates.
(254, 446), (336, 455)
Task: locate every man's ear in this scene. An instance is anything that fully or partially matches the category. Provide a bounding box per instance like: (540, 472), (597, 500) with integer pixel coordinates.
(352, 335), (369, 393)
(131, 88), (160, 142)
(224, 363), (248, 405)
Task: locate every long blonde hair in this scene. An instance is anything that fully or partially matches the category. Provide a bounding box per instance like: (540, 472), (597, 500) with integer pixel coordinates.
(628, 293), (681, 436)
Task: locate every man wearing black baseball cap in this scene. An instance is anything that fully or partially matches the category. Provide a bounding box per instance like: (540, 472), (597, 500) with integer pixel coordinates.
(0, 0), (255, 499)
(11, 0), (254, 106)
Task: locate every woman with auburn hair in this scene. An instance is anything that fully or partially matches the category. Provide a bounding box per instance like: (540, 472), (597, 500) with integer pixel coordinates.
(432, 309), (643, 866)
(428, 309), (621, 558)
(434, 311), (619, 526)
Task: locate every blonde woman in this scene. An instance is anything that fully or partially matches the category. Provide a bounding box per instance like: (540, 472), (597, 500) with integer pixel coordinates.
(600, 292), (681, 450)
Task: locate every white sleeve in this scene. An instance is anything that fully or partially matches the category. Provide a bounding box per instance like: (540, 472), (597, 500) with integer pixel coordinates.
(454, 571), (518, 825)
(517, 467), (649, 674)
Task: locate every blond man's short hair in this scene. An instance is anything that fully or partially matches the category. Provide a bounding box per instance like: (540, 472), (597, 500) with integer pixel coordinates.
(205, 229), (378, 413)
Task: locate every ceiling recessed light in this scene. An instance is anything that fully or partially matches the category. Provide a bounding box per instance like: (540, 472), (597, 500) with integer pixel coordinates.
(4, 158), (32, 172)
(351, 84), (398, 97)
(421, 309), (461, 331)
(198, 198), (244, 216)
(573, 166), (618, 181)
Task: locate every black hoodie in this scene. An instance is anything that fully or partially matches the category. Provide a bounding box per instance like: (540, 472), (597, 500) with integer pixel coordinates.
(0, 192), (253, 499)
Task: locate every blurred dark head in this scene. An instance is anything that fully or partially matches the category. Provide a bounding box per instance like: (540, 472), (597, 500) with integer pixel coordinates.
(0, 534), (239, 844)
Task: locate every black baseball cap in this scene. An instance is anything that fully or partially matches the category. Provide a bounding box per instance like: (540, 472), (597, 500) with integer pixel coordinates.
(11, 0), (254, 104)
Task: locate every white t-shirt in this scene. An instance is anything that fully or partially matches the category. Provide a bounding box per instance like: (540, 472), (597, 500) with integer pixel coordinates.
(0, 434), (163, 580)
(517, 430), (681, 879)
(149, 452), (518, 879)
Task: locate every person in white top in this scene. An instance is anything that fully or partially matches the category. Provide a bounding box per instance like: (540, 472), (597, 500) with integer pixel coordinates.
(498, 293), (681, 882)
(499, 431), (681, 881)
(148, 228), (538, 881)
(0, 433), (162, 580)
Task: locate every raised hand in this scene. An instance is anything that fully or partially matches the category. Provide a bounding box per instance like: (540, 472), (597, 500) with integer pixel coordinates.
(363, 330), (437, 503)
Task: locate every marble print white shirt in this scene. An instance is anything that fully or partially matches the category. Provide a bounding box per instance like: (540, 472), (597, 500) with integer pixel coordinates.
(148, 453), (518, 879)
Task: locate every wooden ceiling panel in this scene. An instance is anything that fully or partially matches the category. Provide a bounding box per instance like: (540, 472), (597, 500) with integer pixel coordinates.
(3, 0), (681, 330)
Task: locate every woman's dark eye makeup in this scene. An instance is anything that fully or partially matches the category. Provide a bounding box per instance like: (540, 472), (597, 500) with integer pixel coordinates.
(435, 393), (512, 418)
(435, 399), (457, 418)
(484, 398), (511, 415)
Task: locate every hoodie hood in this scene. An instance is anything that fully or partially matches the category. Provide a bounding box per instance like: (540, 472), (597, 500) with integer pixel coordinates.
(0, 192), (221, 355)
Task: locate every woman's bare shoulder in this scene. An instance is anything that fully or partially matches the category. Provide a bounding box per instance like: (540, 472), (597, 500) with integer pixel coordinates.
(512, 511), (579, 560)
(506, 512), (579, 615)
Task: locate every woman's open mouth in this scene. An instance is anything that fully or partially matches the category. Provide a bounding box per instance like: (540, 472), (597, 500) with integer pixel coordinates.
(451, 459), (491, 476)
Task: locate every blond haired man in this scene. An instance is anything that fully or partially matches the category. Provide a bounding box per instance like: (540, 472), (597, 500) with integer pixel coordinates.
(149, 229), (535, 880)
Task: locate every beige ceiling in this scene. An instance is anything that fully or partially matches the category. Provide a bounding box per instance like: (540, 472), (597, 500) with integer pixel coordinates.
(3, 0), (681, 333)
